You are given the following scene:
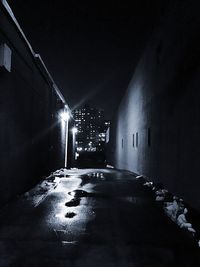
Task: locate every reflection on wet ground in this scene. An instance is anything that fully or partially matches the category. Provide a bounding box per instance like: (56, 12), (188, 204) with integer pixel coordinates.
(0, 168), (199, 266)
(69, 189), (110, 199)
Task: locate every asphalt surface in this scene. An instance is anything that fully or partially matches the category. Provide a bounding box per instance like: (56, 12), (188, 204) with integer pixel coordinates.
(0, 168), (199, 267)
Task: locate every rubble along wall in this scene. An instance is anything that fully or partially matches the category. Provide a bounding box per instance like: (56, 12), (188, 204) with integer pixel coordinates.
(0, 1), (66, 204)
(107, 1), (200, 210)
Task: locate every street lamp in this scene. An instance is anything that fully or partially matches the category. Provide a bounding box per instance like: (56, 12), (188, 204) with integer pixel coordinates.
(72, 127), (78, 165)
(60, 110), (70, 168)
(72, 127), (78, 135)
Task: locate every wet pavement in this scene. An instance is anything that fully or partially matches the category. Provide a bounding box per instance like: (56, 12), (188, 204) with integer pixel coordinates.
(0, 169), (199, 267)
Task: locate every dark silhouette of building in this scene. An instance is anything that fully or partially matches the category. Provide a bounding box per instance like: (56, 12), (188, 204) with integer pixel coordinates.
(0, 0), (69, 205)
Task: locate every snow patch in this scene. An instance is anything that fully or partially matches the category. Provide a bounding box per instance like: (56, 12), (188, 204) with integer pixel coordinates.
(142, 177), (199, 246)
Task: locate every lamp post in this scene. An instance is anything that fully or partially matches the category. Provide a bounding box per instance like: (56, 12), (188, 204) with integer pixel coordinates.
(72, 127), (78, 166)
(60, 110), (70, 168)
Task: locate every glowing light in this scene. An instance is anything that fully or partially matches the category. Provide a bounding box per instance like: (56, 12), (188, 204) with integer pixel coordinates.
(60, 111), (70, 122)
(72, 127), (78, 134)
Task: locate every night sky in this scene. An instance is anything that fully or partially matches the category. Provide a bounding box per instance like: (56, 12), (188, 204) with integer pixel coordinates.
(10, 0), (165, 119)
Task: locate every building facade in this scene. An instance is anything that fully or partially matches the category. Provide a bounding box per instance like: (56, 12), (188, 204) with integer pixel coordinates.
(73, 105), (108, 152)
(0, 0), (70, 205)
(107, 1), (200, 211)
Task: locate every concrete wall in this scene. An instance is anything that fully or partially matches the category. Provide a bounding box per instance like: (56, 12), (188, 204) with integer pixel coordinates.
(107, 1), (200, 211)
(0, 1), (68, 204)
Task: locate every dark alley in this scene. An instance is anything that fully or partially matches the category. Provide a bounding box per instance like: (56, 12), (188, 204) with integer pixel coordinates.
(0, 169), (199, 266)
(1, 0), (200, 266)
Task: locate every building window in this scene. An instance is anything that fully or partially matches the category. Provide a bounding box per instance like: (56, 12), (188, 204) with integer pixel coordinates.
(148, 128), (151, 147)
(122, 138), (123, 149)
(136, 132), (138, 147)
(0, 43), (12, 72)
(133, 134), (135, 147)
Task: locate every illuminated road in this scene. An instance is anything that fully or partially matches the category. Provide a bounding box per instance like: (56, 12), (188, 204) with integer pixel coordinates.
(0, 169), (199, 266)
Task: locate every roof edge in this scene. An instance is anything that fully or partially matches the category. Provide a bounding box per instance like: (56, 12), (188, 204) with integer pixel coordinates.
(1, 0), (68, 107)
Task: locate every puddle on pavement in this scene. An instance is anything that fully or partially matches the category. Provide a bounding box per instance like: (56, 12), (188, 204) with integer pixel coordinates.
(68, 190), (89, 198)
(65, 198), (80, 207)
(54, 230), (77, 242)
(77, 173), (107, 187)
(80, 175), (92, 186)
(62, 240), (78, 246)
(54, 174), (71, 178)
(68, 189), (110, 199)
(65, 212), (76, 218)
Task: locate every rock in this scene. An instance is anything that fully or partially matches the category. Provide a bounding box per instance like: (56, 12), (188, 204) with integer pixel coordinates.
(136, 175), (143, 179)
(156, 195), (165, 201)
(177, 208), (196, 233)
(143, 181), (153, 187)
(164, 197), (179, 221)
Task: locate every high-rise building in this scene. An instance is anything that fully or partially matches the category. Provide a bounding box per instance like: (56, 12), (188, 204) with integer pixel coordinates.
(73, 105), (105, 152)
(98, 120), (111, 143)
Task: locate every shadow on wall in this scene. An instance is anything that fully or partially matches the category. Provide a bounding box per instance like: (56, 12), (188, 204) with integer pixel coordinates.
(0, 1), (67, 205)
(107, 1), (200, 211)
